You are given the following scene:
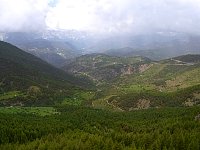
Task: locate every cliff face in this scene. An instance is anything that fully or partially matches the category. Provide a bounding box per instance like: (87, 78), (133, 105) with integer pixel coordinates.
(121, 64), (153, 75)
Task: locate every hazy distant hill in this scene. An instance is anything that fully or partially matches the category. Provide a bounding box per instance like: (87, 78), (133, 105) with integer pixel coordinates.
(98, 33), (200, 60)
(105, 46), (200, 61)
(2, 31), (200, 64)
(18, 39), (80, 67)
(104, 47), (178, 60)
(174, 54), (200, 63)
(1, 32), (82, 67)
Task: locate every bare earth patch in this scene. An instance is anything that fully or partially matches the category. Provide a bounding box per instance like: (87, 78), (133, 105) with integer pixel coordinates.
(137, 99), (151, 109)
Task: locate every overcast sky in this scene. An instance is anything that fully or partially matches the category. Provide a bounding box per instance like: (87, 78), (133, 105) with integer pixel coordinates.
(1, 0), (200, 34)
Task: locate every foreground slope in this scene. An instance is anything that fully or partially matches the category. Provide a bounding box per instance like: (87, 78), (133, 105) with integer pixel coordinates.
(0, 41), (92, 106)
(0, 106), (200, 149)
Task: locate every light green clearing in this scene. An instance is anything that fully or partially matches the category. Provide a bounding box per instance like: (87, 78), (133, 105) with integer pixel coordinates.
(0, 107), (58, 116)
(0, 91), (25, 101)
(61, 91), (95, 106)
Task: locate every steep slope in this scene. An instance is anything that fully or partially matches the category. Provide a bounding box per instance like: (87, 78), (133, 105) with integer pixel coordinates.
(0, 41), (92, 106)
(63, 54), (152, 84)
(18, 39), (80, 67)
(2, 32), (81, 67)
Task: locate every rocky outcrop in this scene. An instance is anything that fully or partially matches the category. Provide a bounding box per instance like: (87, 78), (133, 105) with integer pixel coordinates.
(139, 64), (153, 73)
(121, 64), (153, 76)
(121, 65), (135, 75)
(137, 99), (151, 109)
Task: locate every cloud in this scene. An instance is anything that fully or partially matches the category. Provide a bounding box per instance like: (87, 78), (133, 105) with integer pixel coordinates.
(0, 0), (49, 32)
(45, 0), (136, 33)
(1, 0), (200, 34)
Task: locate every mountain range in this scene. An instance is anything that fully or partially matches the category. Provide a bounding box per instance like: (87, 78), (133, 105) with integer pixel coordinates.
(63, 53), (200, 111)
(0, 31), (84, 67)
(1, 30), (200, 65)
(0, 31), (200, 110)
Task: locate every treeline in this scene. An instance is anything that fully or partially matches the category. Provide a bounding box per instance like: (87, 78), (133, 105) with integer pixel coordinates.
(0, 106), (200, 149)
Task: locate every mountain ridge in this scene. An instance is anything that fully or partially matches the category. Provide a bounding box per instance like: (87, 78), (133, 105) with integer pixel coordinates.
(0, 41), (93, 106)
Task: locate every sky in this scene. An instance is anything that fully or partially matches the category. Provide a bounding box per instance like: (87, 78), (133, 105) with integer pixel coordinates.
(1, 0), (200, 34)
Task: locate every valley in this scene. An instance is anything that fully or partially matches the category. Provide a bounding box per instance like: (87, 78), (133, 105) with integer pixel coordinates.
(2, 0), (200, 149)
(0, 41), (200, 149)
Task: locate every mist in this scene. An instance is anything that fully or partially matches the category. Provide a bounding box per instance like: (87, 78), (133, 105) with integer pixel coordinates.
(0, 0), (200, 35)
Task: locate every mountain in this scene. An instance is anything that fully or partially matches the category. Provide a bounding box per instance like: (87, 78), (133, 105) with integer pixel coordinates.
(0, 41), (92, 106)
(64, 53), (200, 110)
(2, 30), (200, 64)
(104, 47), (180, 60)
(91, 32), (200, 60)
(17, 39), (80, 67)
(63, 54), (152, 84)
(105, 47), (200, 61)
(1, 32), (82, 67)
(95, 54), (200, 110)
(173, 54), (200, 63)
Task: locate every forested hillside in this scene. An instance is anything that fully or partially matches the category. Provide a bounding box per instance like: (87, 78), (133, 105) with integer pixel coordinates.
(0, 42), (200, 150)
(0, 41), (93, 106)
(0, 106), (200, 150)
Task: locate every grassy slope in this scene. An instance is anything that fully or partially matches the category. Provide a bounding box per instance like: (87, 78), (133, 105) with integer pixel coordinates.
(63, 54), (151, 84)
(92, 55), (200, 110)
